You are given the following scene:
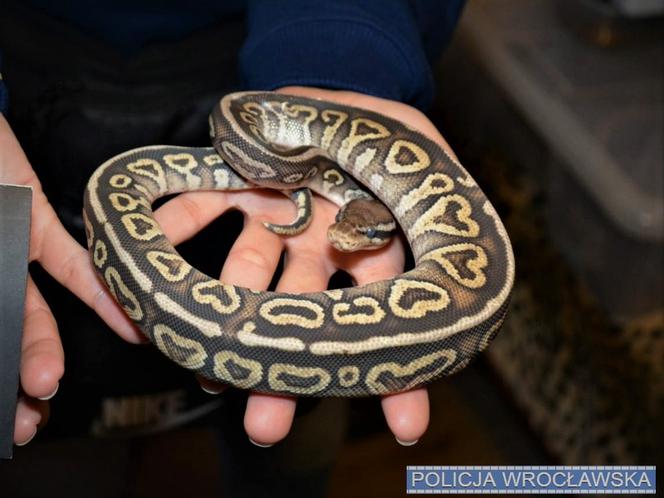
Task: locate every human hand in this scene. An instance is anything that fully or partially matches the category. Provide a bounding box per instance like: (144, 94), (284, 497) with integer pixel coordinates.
(153, 87), (459, 447)
(0, 115), (143, 446)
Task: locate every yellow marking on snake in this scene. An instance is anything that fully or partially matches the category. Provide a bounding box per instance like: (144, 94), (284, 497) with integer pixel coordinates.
(237, 321), (306, 351)
(332, 296), (385, 325)
(282, 172), (304, 183)
(191, 280), (241, 315)
(385, 139), (430, 174)
(104, 266), (143, 321)
(239, 111), (258, 126)
(323, 168), (344, 193)
(338, 366), (361, 387)
(395, 172), (454, 216)
(146, 250), (193, 282)
(153, 324), (207, 369)
(479, 319), (504, 351)
(127, 158), (167, 193)
(154, 292), (222, 338)
(103, 223), (153, 292)
(370, 173), (384, 191)
(409, 194), (480, 240)
(344, 188), (370, 203)
(338, 118), (390, 163)
(109, 174), (132, 189)
(204, 154), (224, 166)
(365, 349), (457, 394)
(421, 243), (488, 289)
(388, 279), (450, 319)
(134, 183), (152, 199)
(352, 147), (376, 174)
(121, 213), (162, 241)
(213, 350), (263, 389)
(324, 289), (344, 301)
(456, 174), (477, 188)
(283, 103), (318, 144)
(268, 364), (331, 395)
(244, 101), (282, 145)
(214, 168), (230, 188)
(109, 192), (148, 212)
(240, 101), (268, 125)
(259, 298), (325, 329)
(321, 109), (348, 149)
(163, 153), (201, 189)
(93, 239), (108, 268)
(447, 358), (472, 376)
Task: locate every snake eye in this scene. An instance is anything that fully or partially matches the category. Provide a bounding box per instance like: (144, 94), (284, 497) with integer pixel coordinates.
(335, 210), (343, 223)
(365, 228), (377, 239)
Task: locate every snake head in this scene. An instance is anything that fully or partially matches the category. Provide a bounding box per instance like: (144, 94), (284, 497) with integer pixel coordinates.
(327, 199), (396, 252)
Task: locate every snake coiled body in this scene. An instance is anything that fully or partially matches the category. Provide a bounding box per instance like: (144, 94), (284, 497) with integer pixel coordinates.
(83, 92), (514, 397)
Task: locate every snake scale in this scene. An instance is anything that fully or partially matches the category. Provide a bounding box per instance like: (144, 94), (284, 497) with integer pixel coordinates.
(83, 92), (514, 397)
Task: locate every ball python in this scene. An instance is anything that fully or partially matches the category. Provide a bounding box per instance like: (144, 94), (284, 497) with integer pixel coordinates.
(83, 91), (514, 397)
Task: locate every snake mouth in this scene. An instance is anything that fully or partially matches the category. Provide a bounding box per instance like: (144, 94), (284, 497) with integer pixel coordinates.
(327, 227), (358, 252)
(327, 223), (389, 253)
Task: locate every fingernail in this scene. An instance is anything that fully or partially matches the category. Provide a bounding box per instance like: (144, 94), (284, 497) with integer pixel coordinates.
(395, 437), (419, 447)
(196, 374), (227, 395)
(200, 384), (226, 395)
(37, 382), (59, 401)
(16, 427), (37, 447)
(249, 438), (274, 448)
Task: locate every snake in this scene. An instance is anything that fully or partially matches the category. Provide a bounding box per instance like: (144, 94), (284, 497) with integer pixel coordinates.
(83, 91), (514, 397)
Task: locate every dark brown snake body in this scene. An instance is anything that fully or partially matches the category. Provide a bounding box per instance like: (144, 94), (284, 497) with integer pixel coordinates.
(83, 92), (514, 397)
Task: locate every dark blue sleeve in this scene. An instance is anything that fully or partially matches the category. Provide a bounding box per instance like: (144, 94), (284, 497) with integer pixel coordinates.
(0, 54), (8, 114)
(240, 0), (463, 110)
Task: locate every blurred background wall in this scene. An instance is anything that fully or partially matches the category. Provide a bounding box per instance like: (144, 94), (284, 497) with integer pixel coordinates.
(429, 0), (662, 466)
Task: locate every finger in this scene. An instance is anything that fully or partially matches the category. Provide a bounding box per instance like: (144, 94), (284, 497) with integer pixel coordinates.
(218, 218), (295, 445)
(36, 215), (142, 343)
(381, 388), (430, 445)
(277, 250), (334, 294)
(352, 245), (427, 445)
(219, 219), (284, 288)
(344, 239), (405, 286)
(153, 191), (233, 245)
(243, 393), (296, 447)
(243, 245), (331, 446)
(20, 276), (64, 399)
(194, 218), (282, 395)
(14, 396), (48, 446)
(327, 210), (421, 444)
(1, 115), (139, 343)
(187, 202), (279, 397)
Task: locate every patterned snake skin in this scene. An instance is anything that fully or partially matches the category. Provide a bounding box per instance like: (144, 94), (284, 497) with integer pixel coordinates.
(83, 92), (514, 397)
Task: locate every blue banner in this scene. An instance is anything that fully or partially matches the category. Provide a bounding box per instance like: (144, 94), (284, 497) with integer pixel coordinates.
(406, 466), (656, 494)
